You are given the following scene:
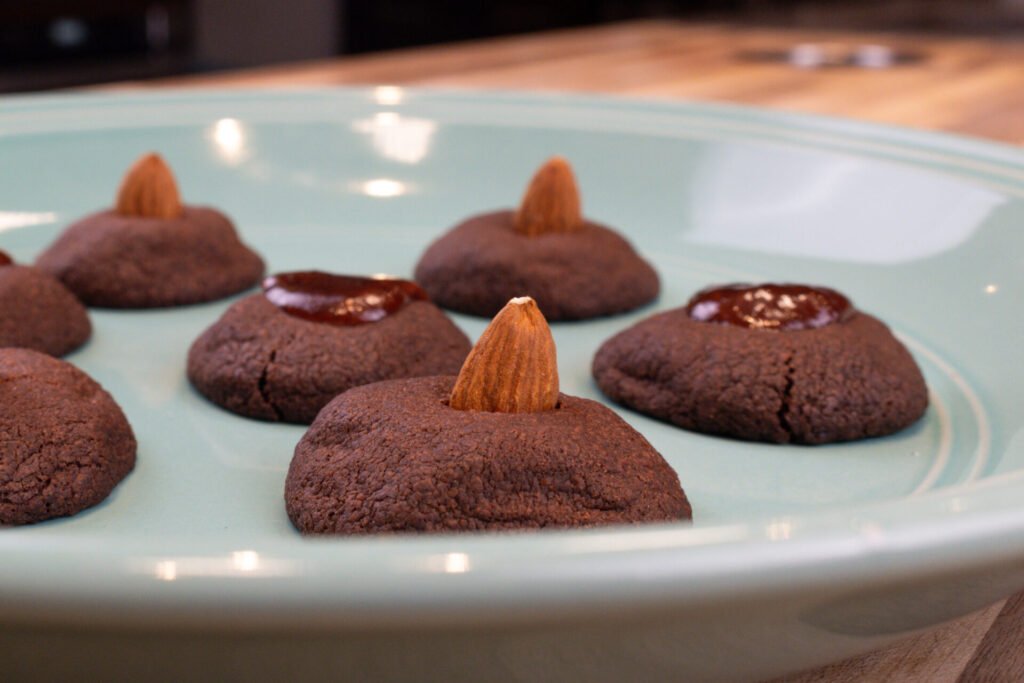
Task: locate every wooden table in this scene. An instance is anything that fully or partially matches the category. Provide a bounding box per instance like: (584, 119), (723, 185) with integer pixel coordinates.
(110, 19), (1024, 681)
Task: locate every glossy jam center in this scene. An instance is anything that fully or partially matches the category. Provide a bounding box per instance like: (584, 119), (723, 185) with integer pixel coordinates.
(0, 250), (12, 266)
(262, 271), (427, 326)
(685, 283), (852, 330)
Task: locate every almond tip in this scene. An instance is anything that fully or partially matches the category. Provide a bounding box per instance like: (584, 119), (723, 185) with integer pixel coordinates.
(513, 157), (582, 236)
(115, 152), (183, 219)
(449, 296), (558, 413)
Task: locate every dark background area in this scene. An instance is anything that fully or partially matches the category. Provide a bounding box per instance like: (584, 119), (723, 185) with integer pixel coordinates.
(2, 0), (1023, 93)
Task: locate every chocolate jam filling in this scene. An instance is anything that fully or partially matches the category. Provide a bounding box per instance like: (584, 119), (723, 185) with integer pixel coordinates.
(262, 271), (427, 326)
(685, 283), (852, 330)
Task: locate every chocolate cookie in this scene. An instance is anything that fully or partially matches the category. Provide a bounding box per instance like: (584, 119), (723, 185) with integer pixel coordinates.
(0, 252), (90, 356)
(592, 284), (929, 444)
(285, 297), (690, 535)
(35, 153), (264, 308)
(0, 348), (136, 526)
(414, 157), (658, 320)
(187, 272), (472, 424)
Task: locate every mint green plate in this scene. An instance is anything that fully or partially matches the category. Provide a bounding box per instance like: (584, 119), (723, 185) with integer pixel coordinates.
(2, 89), (1023, 681)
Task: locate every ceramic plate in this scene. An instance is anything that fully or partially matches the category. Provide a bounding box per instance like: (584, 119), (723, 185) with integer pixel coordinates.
(2, 89), (1024, 681)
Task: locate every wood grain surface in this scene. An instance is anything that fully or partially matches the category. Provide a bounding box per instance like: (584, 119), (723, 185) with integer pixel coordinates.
(114, 19), (1024, 145)
(109, 19), (1024, 681)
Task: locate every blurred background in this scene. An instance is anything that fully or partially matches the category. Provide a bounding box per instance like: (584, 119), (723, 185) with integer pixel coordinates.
(4, 0), (1024, 93)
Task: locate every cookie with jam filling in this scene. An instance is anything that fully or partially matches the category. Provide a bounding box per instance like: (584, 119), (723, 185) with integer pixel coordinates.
(187, 271), (471, 424)
(592, 284), (928, 444)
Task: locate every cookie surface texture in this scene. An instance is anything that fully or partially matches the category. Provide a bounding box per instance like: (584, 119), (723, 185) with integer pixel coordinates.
(414, 210), (659, 320)
(285, 376), (691, 534)
(0, 349), (136, 525)
(592, 309), (928, 444)
(0, 264), (91, 356)
(187, 295), (471, 424)
(35, 207), (264, 308)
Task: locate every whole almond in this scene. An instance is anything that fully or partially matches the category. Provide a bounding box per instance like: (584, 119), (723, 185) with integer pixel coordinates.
(115, 153), (183, 219)
(513, 156), (583, 236)
(449, 296), (559, 413)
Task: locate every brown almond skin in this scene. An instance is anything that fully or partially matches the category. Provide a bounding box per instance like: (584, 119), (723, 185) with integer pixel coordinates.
(449, 297), (558, 413)
(115, 153), (183, 219)
(513, 156), (583, 236)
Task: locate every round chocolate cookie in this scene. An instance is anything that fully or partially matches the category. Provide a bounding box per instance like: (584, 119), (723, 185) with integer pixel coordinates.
(187, 277), (472, 424)
(593, 285), (928, 444)
(414, 209), (659, 320)
(285, 376), (691, 534)
(0, 348), (136, 526)
(0, 256), (91, 356)
(35, 206), (264, 308)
